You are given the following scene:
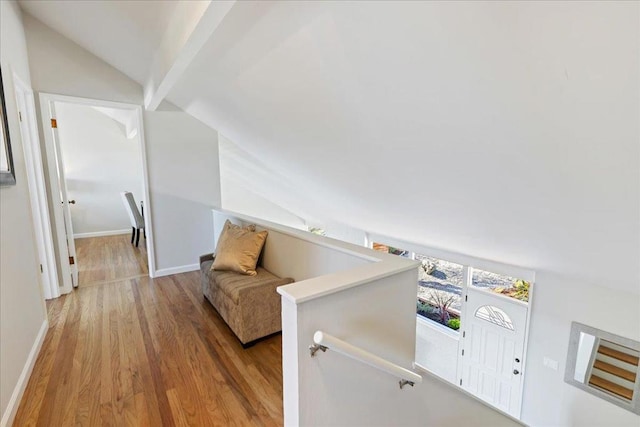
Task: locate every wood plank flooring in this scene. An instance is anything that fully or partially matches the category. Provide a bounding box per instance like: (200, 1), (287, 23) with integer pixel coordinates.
(75, 235), (148, 287)
(13, 272), (284, 426)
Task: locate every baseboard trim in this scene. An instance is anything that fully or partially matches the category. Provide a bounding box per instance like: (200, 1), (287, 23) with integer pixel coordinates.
(1, 319), (48, 427)
(74, 229), (131, 239)
(154, 263), (200, 278)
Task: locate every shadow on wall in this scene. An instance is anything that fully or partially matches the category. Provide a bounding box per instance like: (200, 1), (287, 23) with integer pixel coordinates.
(149, 192), (216, 271)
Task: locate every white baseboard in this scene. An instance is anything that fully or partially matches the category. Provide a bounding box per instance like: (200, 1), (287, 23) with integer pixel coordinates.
(153, 263), (200, 278)
(74, 229), (131, 239)
(1, 319), (48, 427)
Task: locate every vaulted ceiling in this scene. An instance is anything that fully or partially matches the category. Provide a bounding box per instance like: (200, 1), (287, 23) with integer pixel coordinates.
(19, 0), (177, 84)
(18, 1), (639, 291)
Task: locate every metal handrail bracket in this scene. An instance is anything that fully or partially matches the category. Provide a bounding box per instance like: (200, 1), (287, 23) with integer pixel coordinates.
(310, 330), (422, 390)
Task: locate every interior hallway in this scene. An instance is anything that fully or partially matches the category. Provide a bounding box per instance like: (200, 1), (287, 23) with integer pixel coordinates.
(75, 234), (148, 287)
(13, 271), (284, 426)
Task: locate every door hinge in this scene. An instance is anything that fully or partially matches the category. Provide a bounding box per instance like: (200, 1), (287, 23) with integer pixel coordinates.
(461, 349), (465, 356)
(19, 111), (22, 122)
(69, 256), (75, 265)
(40, 264), (43, 273)
(51, 118), (57, 128)
(463, 331), (465, 338)
(459, 379), (462, 386)
(465, 295), (468, 302)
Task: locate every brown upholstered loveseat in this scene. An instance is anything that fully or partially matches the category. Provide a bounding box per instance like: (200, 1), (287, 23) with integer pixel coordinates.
(199, 253), (294, 346)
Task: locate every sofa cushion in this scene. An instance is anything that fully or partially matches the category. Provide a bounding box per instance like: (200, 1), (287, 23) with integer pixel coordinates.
(211, 267), (292, 305)
(212, 220), (268, 276)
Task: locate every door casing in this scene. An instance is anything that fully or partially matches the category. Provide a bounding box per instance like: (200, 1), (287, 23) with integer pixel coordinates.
(38, 93), (156, 294)
(13, 74), (60, 300)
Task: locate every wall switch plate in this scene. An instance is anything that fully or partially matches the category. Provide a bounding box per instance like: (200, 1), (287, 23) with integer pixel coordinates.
(543, 356), (559, 371)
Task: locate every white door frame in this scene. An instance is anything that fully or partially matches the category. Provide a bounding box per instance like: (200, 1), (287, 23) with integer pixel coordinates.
(12, 74), (60, 299)
(38, 93), (157, 289)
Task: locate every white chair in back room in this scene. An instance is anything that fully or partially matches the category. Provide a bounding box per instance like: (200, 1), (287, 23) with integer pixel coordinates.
(120, 191), (145, 247)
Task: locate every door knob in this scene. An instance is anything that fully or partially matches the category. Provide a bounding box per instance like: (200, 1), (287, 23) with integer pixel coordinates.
(513, 369), (520, 375)
(69, 200), (76, 204)
(515, 358), (520, 363)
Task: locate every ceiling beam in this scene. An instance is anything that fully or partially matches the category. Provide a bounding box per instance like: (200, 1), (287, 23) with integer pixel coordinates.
(143, 0), (236, 111)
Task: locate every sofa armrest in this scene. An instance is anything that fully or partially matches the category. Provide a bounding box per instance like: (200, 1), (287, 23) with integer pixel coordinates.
(200, 253), (215, 264)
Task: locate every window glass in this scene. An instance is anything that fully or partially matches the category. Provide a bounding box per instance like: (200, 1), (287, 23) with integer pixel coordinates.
(308, 227), (326, 236)
(471, 268), (530, 303)
(416, 254), (463, 331)
(372, 242), (410, 258)
(475, 305), (515, 331)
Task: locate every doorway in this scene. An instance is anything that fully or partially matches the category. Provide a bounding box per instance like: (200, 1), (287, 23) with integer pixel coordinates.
(370, 237), (533, 419)
(459, 286), (528, 416)
(39, 94), (155, 292)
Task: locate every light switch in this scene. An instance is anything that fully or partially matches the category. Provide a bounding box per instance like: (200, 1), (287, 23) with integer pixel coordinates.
(543, 356), (559, 371)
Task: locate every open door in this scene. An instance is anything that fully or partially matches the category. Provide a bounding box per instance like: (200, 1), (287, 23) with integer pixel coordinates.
(41, 99), (78, 291)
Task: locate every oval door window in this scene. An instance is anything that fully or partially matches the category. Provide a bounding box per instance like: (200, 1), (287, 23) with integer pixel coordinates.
(475, 305), (515, 331)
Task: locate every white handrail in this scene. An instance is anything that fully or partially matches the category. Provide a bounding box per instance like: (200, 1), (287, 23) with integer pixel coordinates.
(311, 331), (422, 388)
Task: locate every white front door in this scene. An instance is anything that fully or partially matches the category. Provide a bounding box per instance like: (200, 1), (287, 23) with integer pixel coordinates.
(460, 287), (528, 417)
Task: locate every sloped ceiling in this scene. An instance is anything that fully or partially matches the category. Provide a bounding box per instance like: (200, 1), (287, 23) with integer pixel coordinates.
(92, 107), (138, 139)
(19, 1), (639, 291)
(19, 0), (177, 83)
(166, 1), (639, 290)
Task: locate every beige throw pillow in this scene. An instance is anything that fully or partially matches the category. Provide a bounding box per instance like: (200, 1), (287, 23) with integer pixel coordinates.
(212, 220), (268, 276)
(222, 220), (255, 233)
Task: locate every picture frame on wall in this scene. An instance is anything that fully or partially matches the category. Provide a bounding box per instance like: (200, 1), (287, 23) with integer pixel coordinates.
(0, 67), (17, 186)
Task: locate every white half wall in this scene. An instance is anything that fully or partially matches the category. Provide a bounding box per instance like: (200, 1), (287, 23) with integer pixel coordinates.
(213, 211), (518, 426)
(54, 102), (144, 236)
(0, 1), (48, 424)
(284, 271), (519, 427)
(212, 210), (370, 283)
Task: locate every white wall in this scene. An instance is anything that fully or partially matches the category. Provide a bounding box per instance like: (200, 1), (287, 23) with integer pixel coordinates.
(222, 178), (306, 231)
(416, 318), (458, 384)
(0, 1), (48, 424)
(219, 136), (365, 245)
(218, 134), (323, 228)
(523, 274), (640, 426)
(23, 14), (222, 276)
(144, 111), (220, 273)
(55, 102), (144, 237)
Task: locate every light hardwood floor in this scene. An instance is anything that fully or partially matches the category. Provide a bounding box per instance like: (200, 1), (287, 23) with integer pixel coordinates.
(75, 235), (148, 287)
(13, 271), (284, 426)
